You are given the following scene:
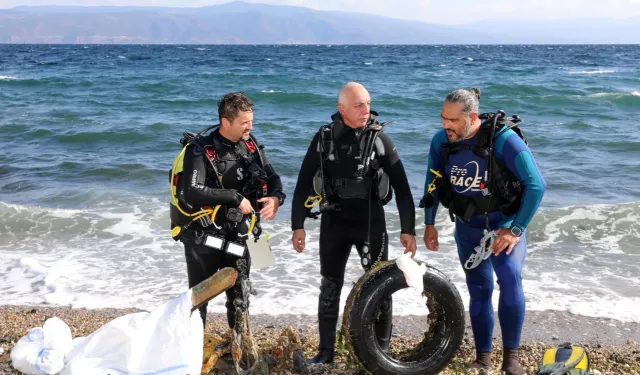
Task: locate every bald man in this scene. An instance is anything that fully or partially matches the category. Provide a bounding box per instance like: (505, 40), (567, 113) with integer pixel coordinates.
(290, 82), (416, 364)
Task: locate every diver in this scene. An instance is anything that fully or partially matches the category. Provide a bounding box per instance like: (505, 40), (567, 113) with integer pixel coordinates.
(169, 92), (286, 330)
(420, 88), (546, 375)
(290, 82), (417, 364)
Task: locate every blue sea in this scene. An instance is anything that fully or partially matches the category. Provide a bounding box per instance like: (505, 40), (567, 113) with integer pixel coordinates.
(1, 44), (639, 322)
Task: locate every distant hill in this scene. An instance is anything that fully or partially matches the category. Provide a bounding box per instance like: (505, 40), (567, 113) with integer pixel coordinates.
(0, 1), (638, 44)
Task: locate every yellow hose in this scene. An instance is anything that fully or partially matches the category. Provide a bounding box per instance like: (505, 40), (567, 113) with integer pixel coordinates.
(171, 143), (256, 238)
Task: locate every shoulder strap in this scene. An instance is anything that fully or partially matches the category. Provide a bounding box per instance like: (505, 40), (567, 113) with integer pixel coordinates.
(317, 122), (335, 160)
(440, 142), (474, 164)
(245, 133), (265, 167)
(185, 129), (225, 189)
(472, 123), (493, 158)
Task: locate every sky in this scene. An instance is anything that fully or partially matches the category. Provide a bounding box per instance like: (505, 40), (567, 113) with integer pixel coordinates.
(2, 0), (640, 24)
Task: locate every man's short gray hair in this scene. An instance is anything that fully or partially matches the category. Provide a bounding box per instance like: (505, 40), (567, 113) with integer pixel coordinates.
(445, 88), (481, 115)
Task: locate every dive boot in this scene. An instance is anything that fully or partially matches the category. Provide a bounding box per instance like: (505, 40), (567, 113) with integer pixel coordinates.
(468, 351), (493, 374)
(501, 348), (526, 375)
(307, 277), (341, 364)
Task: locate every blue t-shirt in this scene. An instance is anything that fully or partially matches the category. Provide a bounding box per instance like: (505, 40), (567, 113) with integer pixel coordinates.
(424, 127), (546, 229)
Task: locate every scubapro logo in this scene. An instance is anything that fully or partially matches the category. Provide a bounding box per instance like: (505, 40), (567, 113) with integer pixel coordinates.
(191, 170), (198, 187)
(450, 161), (482, 193)
(237, 167), (244, 180)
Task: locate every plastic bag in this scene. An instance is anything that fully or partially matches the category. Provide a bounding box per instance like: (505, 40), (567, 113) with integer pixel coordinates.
(10, 317), (71, 375)
(12, 290), (204, 375)
(396, 252), (427, 295)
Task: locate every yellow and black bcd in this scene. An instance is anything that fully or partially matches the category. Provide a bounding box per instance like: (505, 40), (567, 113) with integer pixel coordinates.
(537, 343), (590, 375)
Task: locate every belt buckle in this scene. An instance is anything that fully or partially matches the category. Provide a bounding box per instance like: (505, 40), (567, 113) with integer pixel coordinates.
(194, 229), (204, 245)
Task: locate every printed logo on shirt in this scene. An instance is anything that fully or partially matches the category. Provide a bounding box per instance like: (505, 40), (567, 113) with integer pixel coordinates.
(450, 161), (483, 194)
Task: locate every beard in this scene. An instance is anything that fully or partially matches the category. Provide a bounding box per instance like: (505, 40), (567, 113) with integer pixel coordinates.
(446, 119), (472, 142)
(241, 130), (251, 141)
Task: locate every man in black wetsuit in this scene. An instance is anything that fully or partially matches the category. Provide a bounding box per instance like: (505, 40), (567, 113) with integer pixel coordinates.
(170, 92), (286, 330)
(290, 82), (417, 364)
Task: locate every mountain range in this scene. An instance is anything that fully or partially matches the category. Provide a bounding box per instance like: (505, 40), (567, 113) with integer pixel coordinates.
(1, 1), (638, 44)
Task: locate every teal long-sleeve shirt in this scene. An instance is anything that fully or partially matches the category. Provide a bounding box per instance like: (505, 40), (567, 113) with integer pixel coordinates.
(423, 127), (546, 230)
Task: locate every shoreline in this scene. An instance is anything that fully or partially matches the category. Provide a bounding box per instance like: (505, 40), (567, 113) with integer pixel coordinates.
(1, 305), (639, 374)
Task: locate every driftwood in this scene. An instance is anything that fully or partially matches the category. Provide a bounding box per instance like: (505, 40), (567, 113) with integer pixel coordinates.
(191, 267), (238, 312)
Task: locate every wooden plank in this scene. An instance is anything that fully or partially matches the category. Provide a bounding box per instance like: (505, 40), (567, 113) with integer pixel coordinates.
(191, 267), (238, 311)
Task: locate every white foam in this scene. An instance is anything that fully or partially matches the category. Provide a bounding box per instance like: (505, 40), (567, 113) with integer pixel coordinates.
(364, 62), (373, 65)
(0, 75), (18, 80)
(586, 92), (639, 98)
(1, 201), (639, 322)
(100, 211), (156, 238)
(261, 90), (283, 93)
(529, 206), (608, 253)
(569, 70), (616, 75)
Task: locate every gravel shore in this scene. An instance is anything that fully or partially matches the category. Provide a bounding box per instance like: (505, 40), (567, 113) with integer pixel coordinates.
(1, 305), (639, 375)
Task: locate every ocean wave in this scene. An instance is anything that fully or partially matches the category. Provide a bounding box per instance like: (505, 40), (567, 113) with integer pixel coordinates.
(1, 200), (638, 321)
(54, 130), (154, 144)
(587, 91), (638, 98)
(568, 69), (616, 75)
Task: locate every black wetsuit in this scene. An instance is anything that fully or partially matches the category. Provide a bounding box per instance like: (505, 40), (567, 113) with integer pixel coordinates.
(291, 111), (415, 360)
(173, 128), (284, 328)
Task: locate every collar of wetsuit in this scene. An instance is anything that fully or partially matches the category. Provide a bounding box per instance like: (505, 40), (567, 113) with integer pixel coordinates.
(330, 110), (379, 140)
(213, 129), (242, 148)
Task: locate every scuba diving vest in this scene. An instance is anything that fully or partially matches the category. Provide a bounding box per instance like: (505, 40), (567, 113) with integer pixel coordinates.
(537, 343), (590, 375)
(169, 124), (267, 241)
(420, 110), (527, 222)
(306, 112), (393, 215)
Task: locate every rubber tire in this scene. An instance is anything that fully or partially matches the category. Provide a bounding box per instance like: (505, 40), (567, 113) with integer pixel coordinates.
(345, 262), (465, 375)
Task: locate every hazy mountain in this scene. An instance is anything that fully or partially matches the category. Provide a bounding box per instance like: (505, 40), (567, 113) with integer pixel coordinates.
(0, 1), (637, 44)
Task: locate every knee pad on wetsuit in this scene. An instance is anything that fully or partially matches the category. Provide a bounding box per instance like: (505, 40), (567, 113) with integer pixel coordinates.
(467, 278), (494, 317)
(319, 277), (342, 316)
(495, 262), (523, 308)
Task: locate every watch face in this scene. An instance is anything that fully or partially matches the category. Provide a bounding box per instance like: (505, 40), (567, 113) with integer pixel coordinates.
(511, 227), (522, 236)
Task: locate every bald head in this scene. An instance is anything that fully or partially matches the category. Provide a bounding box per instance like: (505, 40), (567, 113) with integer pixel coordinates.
(337, 82), (371, 128)
(338, 82), (368, 105)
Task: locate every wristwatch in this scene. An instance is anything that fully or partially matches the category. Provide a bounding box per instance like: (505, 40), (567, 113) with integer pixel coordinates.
(272, 191), (286, 206)
(510, 225), (523, 237)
